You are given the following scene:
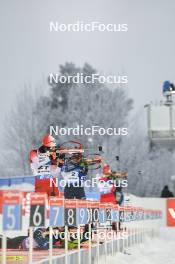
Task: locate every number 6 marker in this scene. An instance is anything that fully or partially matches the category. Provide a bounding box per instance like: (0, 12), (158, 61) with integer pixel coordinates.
(29, 193), (47, 227)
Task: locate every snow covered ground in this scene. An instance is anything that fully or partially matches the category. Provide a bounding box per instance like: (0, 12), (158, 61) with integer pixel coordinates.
(100, 228), (175, 264)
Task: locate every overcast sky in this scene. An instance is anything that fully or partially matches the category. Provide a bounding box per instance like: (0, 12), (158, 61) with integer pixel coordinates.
(0, 0), (175, 130)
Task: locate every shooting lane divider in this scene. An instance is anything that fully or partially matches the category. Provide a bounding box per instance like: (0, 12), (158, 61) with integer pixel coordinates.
(136, 208), (139, 245)
(76, 200), (88, 264)
(141, 208), (145, 243)
(88, 201), (95, 264)
(108, 202), (114, 259)
(77, 224), (81, 264)
(114, 203), (120, 253)
(103, 202), (111, 264)
(87, 200), (100, 264)
(129, 206), (133, 247)
(65, 225), (68, 264)
(130, 206), (134, 247)
(111, 203), (119, 256)
(137, 207), (140, 245)
(128, 206), (134, 248)
(96, 221), (100, 264)
(134, 207), (137, 245)
(140, 208), (144, 244)
(140, 207), (144, 243)
(124, 206), (128, 250)
(129, 206), (134, 246)
(98, 202), (107, 263)
(124, 206), (129, 249)
(119, 206), (125, 253)
(111, 203), (119, 253)
(137, 208), (141, 244)
(64, 199), (77, 264)
(29, 227), (33, 264)
(49, 226), (53, 264)
(88, 222), (92, 264)
(2, 233), (6, 264)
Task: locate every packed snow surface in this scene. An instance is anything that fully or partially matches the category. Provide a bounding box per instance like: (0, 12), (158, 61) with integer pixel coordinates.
(100, 228), (175, 264)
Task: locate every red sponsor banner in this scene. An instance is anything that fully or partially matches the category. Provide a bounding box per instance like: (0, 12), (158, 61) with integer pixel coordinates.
(64, 199), (77, 208)
(99, 202), (106, 209)
(119, 206), (125, 212)
(2, 191), (24, 204)
(107, 203), (114, 209)
(88, 201), (100, 208)
(49, 197), (64, 207)
(113, 204), (119, 210)
(99, 202), (113, 209)
(124, 206), (133, 212)
(30, 192), (47, 205)
(167, 199), (175, 226)
(76, 200), (88, 208)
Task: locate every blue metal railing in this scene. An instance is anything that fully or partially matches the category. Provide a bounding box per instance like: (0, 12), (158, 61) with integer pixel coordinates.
(0, 176), (35, 187)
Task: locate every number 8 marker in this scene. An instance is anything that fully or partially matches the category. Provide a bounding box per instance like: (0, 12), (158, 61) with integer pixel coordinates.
(65, 200), (77, 226)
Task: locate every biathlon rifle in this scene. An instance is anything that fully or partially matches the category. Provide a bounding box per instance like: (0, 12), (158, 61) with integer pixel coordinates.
(47, 140), (103, 169)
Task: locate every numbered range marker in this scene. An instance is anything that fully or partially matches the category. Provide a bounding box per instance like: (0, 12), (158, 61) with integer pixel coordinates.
(111, 204), (119, 222)
(130, 208), (135, 221)
(65, 200), (77, 226)
(89, 201), (100, 223)
(2, 191), (23, 231)
(123, 207), (132, 222)
(86, 207), (92, 224)
(106, 203), (113, 223)
(139, 208), (144, 221)
(30, 193), (47, 227)
(99, 203), (107, 224)
(132, 207), (137, 221)
(76, 200), (88, 225)
(119, 206), (126, 222)
(49, 197), (64, 227)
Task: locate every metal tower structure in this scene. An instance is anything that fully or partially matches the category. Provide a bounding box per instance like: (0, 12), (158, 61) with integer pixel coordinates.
(145, 81), (175, 149)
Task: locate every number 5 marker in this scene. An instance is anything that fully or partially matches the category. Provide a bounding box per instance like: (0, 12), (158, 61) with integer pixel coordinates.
(2, 191), (23, 231)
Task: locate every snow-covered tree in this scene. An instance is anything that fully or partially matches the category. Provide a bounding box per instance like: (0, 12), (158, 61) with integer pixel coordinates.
(1, 84), (49, 176)
(47, 63), (133, 152)
(118, 112), (174, 197)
